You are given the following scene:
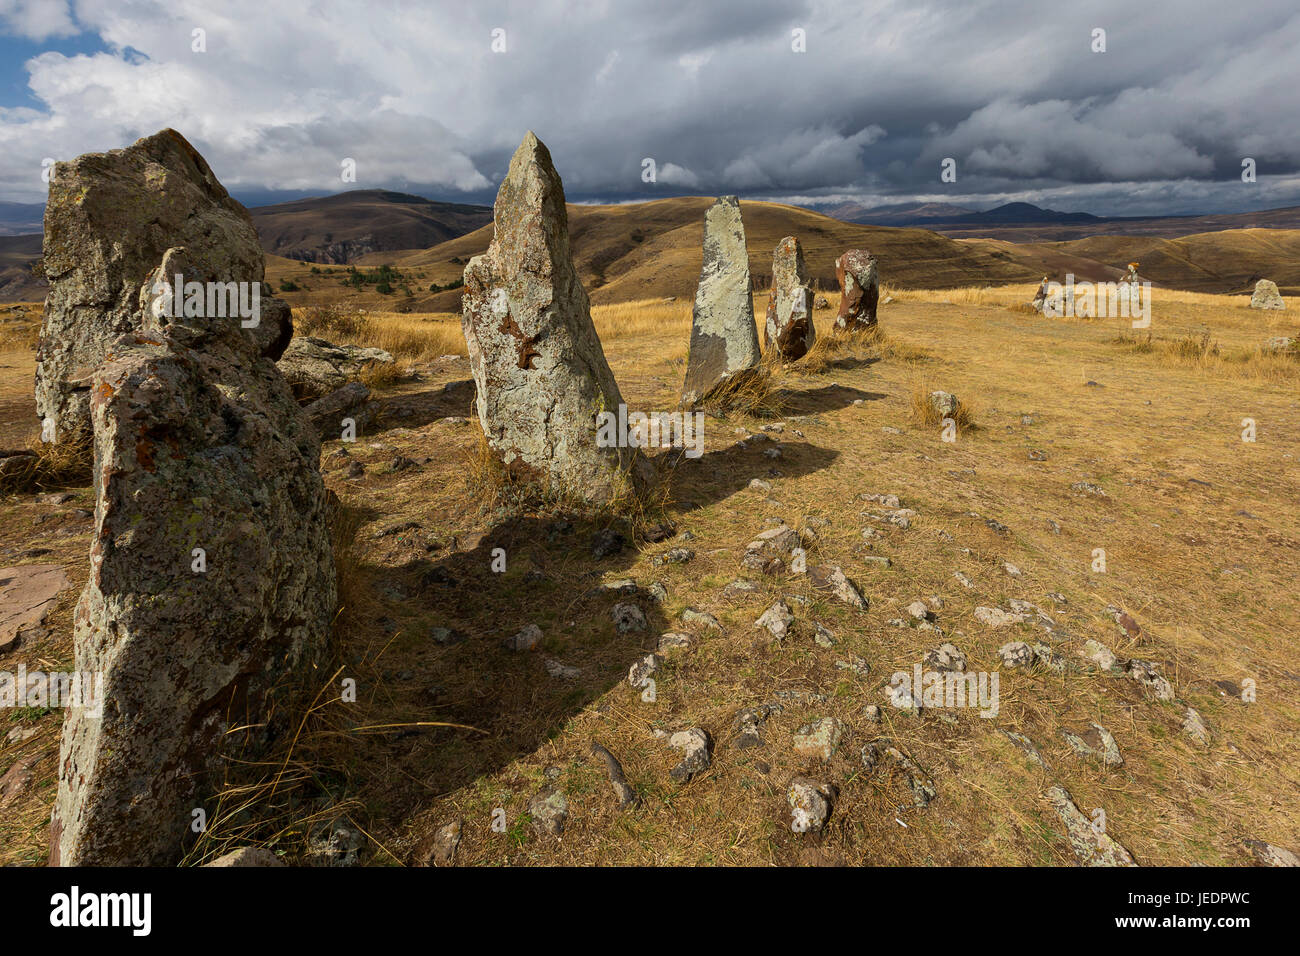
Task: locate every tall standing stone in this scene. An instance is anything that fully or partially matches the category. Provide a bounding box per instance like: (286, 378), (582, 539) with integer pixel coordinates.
(49, 228), (334, 864)
(681, 197), (762, 407)
(461, 132), (645, 504)
(1250, 279), (1286, 311)
(36, 128), (264, 445)
(764, 236), (816, 360)
(835, 250), (880, 331)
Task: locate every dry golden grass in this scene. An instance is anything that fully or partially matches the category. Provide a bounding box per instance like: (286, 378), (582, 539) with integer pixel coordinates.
(4, 280), (1300, 869)
(460, 419), (667, 525)
(366, 288), (1296, 868)
(1111, 329), (1300, 384)
(0, 314), (40, 351)
(0, 431), (92, 494)
(293, 304), (466, 361)
(908, 377), (978, 432)
(593, 297), (692, 345)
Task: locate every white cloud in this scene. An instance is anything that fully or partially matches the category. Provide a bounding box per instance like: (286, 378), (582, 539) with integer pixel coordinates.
(0, 0), (77, 41)
(0, 0), (1297, 216)
(656, 162), (698, 187)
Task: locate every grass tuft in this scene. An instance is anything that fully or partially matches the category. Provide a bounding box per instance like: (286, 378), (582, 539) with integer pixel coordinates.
(908, 377), (977, 432)
(0, 432), (93, 495)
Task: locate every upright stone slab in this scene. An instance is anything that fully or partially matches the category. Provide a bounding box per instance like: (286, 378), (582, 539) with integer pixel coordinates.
(835, 250), (880, 331)
(461, 132), (643, 504)
(49, 248), (334, 867)
(681, 197), (762, 406)
(36, 128), (264, 445)
(1250, 279), (1286, 311)
(764, 236), (816, 360)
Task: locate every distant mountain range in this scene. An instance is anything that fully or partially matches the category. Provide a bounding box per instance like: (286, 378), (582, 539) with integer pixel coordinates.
(0, 234), (42, 302)
(248, 189), (493, 264)
(0, 201), (44, 236)
(254, 197), (1299, 315)
(818, 199), (1300, 241)
(0, 190), (495, 302)
(4, 190), (1299, 306)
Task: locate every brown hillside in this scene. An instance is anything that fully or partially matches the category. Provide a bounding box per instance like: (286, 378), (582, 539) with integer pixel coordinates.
(257, 201), (1300, 312)
(251, 190), (492, 264)
(1038, 228), (1300, 295)
(0, 235), (43, 303)
(350, 198), (1122, 308)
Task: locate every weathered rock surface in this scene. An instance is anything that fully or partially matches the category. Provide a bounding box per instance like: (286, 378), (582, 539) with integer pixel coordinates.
(529, 788), (568, 835)
(1044, 785), (1136, 866)
(1182, 707), (1210, 745)
(302, 381), (373, 440)
(680, 196), (762, 406)
(0, 756), (36, 810)
(1243, 839), (1299, 867)
(591, 742), (639, 808)
(755, 600), (795, 640)
(1250, 279), (1285, 311)
(0, 564), (70, 653)
(668, 727), (712, 782)
(1062, 722), (1124, 768)
(793, 718), (845, 761)
(36, 128), (266, 444)
(834, 249), (879, 331)
(423, 820), (464, 865)
(277, 336), (393, 402)
(50, 256), (336, 865)
(764, 236), (816, 360)
(461, 132), (646, 504)
(929, 390), (958, 417)
(997, 641), (1034, 668)
(809, 565), (868, 610)
(788, 777), (834, 832)
(204, 847), (285, 867)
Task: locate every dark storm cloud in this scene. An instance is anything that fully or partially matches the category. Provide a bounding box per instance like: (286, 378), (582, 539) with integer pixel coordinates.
(2, 0), (1298, 215)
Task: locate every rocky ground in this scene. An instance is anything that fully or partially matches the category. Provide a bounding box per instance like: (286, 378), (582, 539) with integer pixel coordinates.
(2, 289), (1298, 866)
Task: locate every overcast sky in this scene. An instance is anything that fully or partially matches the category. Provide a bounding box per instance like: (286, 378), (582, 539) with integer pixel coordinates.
(1, 0), (1298, 216)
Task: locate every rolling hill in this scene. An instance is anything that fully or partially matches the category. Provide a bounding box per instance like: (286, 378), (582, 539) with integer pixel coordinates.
(6, 196), (1297, 312)
(0, 201), (44, 237)
(0, 235), (43, 302)
(249, 190), (493, 264)
(830, 200), (1300, 242)
(288, 197), (1296, 311)
(1039, 228), (1300, 295)
(338, 197), (1137, 311)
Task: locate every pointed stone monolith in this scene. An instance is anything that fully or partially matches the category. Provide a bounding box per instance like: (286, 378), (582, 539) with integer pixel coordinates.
(835, 249), (880, 331)
(49, 179), (333, 866)
(461, 132), (646, 504)
(680, 197), (762, 406)
(764, 236), (816, 360)
(35, 128), (265, 445)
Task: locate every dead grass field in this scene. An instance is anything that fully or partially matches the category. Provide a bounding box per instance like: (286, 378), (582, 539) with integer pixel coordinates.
(2, 284), (1298, 867)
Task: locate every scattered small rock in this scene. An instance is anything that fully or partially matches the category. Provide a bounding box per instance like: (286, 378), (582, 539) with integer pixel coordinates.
(529, 789), (569, 835)
(668, 728), (713, 782)
(503, 623), (543, 652)
(788, 777), (834, 832)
